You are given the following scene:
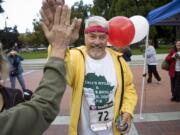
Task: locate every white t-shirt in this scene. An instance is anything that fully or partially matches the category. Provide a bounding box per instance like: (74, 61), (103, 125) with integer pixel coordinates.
(145, 46), (157, 65)
(78, 51), (117, 135)
(175, 52), (180, 71)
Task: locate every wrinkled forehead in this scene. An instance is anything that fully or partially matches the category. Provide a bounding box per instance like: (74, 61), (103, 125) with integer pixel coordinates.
(88, 22), (100, 27)
(87, 21), (107, 29)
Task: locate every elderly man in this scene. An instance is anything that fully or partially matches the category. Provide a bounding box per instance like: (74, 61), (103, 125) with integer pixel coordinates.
(41, 1), (137, 135)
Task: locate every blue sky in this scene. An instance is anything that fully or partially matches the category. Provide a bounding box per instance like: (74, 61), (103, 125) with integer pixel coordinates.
(0, 0), (93, 33)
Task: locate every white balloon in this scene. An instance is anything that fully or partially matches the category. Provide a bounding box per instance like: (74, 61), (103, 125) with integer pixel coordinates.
(130, 15), (149, 44)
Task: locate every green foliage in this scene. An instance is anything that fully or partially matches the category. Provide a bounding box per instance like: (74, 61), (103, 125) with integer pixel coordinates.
(71, 1), (92, 46)
(0, 26), (20, 49)
(156, 45), (172, 54)
(18, 32), (32, 47)
(20, 45), (172, 59)
(109, 0), (143, 18)
(92, 0), (112, 19)
(20, 51), (47, 59)
(131, 44), (172, 55)
(31, 19), (48, 47)
(0, 0), (4, 13)
(18, 18), (48, 48)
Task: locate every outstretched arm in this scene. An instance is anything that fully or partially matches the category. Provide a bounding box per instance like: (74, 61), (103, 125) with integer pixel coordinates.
(0, 57), (66, 135)
(0, 3), (77, 135)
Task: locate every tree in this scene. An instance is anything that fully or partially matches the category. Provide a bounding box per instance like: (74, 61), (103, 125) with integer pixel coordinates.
(18, 32), (33, 48)
(0, 1), (21, 50)
(0, 0), (4, 13)
(18, 18), (48, 49)
(92, 0), (112, 19)
(92, 0), (174, 46)
(18, 0), (175, 49)
(109, 0), (135, 18)
(0, 25), (20, 50)
(148, 0), (175, 46)
(71, 0), (92, 46)
(31, 18), (48, 47)
(0, 30), (19, 50)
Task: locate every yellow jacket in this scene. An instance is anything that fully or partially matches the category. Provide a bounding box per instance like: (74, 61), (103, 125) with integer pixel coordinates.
(48, 45), (137, 135)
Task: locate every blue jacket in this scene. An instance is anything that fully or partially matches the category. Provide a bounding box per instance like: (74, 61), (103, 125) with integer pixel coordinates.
(8, 54), (24, 74)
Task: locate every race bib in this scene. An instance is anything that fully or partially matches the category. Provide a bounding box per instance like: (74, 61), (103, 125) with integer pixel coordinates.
(89, 101), (114, 131)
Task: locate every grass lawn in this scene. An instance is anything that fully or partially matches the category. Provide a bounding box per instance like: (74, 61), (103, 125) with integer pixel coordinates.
(20, 51), (48, 59)
(131, 44), (173, 55)
(20, 44), (173, 59)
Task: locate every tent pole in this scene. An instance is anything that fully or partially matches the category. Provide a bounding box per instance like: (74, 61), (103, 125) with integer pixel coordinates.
(139, 33), (149, 119)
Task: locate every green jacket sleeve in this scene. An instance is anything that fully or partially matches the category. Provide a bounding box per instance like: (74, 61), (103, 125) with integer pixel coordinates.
(0, 57), (66, 135)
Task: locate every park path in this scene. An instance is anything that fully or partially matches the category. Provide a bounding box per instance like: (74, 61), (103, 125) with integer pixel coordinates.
(5, 57), (180, 135)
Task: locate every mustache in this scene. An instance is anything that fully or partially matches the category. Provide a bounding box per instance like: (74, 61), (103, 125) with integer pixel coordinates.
(90, 44), (105, 49)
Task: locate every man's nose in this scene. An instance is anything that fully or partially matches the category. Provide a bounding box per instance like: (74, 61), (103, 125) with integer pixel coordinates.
(94, 37), (101, 44)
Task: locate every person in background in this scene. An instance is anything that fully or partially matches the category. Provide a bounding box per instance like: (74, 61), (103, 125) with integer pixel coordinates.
(41, 2), (137, 135)
(7, 50), (26, 92)
(145, 43), (161, 84)
(0, 4), (71, 133)
(112, 46), (132, 62)
(165, 40), (180, 102)
(0, 48), (25, 110)
(121, 47), (132, 62)
(0, 46), (30, 108)
(12, 42), (20, 53)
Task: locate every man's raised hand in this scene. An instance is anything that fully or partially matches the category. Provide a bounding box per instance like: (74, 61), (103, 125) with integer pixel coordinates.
(41, 5), (77, 58)
(41, 0), (82, 44)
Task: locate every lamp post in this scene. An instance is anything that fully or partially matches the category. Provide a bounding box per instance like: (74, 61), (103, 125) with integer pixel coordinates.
(4, 16), (8, 31)
(135, 0), (139, 14)
(135, 0), (139, 5)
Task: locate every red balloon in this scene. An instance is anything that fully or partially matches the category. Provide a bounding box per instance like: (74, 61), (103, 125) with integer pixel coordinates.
(108, 16), (135, 47)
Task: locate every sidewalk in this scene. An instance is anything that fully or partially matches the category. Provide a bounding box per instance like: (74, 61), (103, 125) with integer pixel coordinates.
(17, 53), (180, 135)
(41, 64), (180, 135)
(131, 53), (167, 61)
